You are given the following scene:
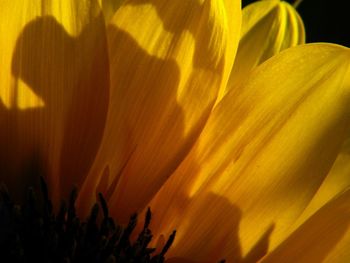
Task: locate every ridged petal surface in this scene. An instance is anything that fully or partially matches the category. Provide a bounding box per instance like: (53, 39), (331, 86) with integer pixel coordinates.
(0, 0), (110, 202)
(148, 44), (350, 262)
(77, 0), (242, 221)
(227, 0), (305, 93)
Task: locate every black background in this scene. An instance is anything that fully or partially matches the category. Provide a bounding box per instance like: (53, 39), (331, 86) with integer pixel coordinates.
(242, 0), (350, 47)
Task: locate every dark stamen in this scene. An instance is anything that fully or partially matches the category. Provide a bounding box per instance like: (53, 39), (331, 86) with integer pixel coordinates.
(0, 178), (176, 262)
(144, 207), (152, 230)
(161, 230), (176, 256)
(98, 192), (109, 218)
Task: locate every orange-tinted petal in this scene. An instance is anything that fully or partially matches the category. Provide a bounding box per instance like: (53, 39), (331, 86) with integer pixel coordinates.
(0, 0), (109, 203)
(294, 138), (350, 227)
(98, 0), (124, 22)
(226, 0), (305, 93)
(148, 44), (350, 261)
(77, 0), (241, 221)
(262, 188), (350, 263)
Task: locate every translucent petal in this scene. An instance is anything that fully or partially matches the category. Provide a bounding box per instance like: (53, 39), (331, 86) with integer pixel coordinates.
(77, 0), (242, 221)
(262, 188), (350, 263)
(148, 44), (350, 261)
(294, 138), (350, 227)
(0, 0), (109, 203)
(226, 0), (305, 93)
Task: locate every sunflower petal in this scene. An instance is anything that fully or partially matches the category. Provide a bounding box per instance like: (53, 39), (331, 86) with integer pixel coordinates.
(148, 44), (350, 260)
(227, 0), (305, 93)
(77, 0), (241, 221)
(294, 138), (350, 226)
(0, 0), (109, 202)
(262, 188), (350, 263)
(166, 192), (244, 262)
(98, 0), (124, 22)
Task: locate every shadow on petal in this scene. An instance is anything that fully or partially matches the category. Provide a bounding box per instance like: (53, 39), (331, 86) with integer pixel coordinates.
(0, 11), (109, 204)
(161, 192), (275, 263)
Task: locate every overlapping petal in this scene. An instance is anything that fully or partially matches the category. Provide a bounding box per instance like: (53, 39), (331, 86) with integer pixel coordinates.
(1, 0), (348, 261)
(148, 44), (350, 262)
(77, 0), (242, 221)
(0, 0), (109, 203)
(98, 0), (124, 22)
(262, 188), (350, 263)
(226, 0), (305, 93)
(294, 138), (350, 226)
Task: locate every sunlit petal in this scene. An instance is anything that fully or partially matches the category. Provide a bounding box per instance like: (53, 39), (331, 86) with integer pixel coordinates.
(148, 44), (350, 261)
(294, 137), (350, 222)
(262, 188), (350, 263)
(77, 0), (241, 221)
(226, 0), (305, 93)
(0, 0), (109, 203)
(98, 0), (124, 22)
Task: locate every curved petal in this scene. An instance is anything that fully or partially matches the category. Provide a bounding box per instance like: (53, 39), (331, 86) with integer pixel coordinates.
(77, 0), (242, 221)
(148, 44), (350, 261)
(226, 0), (305, 93)
(171, 192), (243, 262)
(262, 188), (350, 263)
(0, 0), (110, 203)
(293, 138), (350, 227)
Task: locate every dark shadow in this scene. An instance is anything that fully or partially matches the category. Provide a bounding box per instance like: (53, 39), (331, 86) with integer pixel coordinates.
(125, 0), (226, 73)
(0, 102), (47, 201)
(264, 191), (350, 262)
(87, 25), (189, 223)
(242, 224), (275, 263)
(341, 138), (350, 155)
(170, 192), (242, 262)
(159, 192), (275, 263)
(0, 11), (109, 202)
(87, 0), (237, 223)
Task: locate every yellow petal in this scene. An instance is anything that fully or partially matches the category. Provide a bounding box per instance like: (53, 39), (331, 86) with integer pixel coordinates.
(0, 0), (109, 203)
(148, 44), (350, 260)
(173, 192), (243, 262)
(293, 138), (350, 228)
(77, 0), (241, 221)
(226, 0), (305, 93)
(98, 0), (124, 22)
(261, 188), (350, 263)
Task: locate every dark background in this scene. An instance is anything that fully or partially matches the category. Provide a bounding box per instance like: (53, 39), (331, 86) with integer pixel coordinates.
(243, 0), (350, 47)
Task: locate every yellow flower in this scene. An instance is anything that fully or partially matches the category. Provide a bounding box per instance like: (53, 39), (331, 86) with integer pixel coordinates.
(0, 0), (349, 262)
